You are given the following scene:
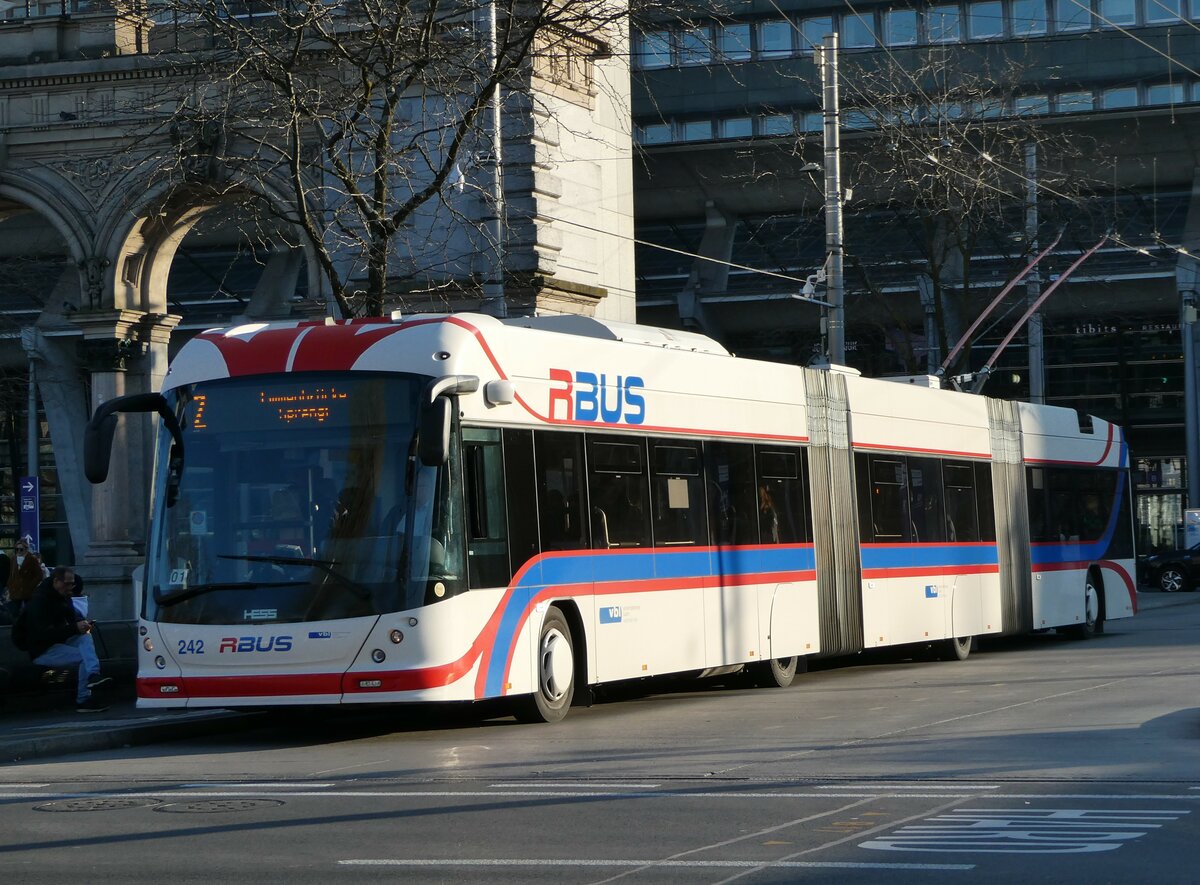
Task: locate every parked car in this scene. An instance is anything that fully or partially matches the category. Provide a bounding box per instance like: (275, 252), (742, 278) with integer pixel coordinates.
(1141, 543), (1200, 592)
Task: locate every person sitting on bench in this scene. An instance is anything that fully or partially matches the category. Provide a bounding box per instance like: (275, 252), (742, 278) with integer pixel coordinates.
(24, 567), (110, 713)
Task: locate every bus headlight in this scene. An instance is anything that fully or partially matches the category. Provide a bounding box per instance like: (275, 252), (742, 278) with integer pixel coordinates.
(389, 629), (403, 644)
(371, 649), (386, 663)
(143, 638), (155, 652)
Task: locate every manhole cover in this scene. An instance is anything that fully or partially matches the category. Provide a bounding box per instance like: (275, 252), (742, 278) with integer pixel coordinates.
(153, 798), (285, 814)
(36, 798), (159, 812)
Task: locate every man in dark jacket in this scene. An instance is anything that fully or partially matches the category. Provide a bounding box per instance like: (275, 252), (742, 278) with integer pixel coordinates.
(26, 567), (111, 712)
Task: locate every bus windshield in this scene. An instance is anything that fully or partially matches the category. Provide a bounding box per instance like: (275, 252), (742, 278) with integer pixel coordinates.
(145, 371), (464, 626)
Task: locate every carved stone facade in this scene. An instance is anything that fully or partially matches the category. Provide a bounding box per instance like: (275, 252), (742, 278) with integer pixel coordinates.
(0, 7), (635, 640)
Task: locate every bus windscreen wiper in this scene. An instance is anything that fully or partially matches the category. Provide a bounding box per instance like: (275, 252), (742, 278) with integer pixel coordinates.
(155, 581), (261, 607)
(218, 553), (372, 600)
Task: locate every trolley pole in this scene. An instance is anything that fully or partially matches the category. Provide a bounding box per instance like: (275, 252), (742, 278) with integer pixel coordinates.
(1025, 142), (1045, 404)
(819, 34), (845, 365)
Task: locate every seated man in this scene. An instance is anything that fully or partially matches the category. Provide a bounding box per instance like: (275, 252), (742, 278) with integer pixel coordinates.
(24, 567), (111, 713)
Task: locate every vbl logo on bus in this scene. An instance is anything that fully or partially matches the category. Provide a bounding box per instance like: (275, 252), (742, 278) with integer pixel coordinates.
(548, 369), (645, 425)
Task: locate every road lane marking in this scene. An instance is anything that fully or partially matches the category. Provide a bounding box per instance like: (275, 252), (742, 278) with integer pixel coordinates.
(817, 784), (999, 790)
(0, 790), (1196, 801)
(585, 797), (881, 884)
(861, 807), (1191, 854)
(179, 783), (335, 789)
(337, 859), (974, 871)
(0, 784), (48, 789)
(488, 783), (662, 789)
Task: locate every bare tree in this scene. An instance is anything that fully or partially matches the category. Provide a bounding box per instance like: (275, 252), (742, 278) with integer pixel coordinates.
(131, 0), (632, 318)
(834, 48), (1110, 376)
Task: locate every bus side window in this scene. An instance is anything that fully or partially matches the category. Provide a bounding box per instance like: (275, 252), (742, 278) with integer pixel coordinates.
(756, 447), (807, 544)
(704, 441), (758, 545)
(651, 440), (707, 546)
(463, 427), (509, 589)
(854, 452), (873, 542)
(869, 457), (912, 543)
(908, 457), (945, 544)
(942, 461), (980, 543)
(588, 436), (651, 548)
(534, 431), (590, 551)
(975, 462), (996, 542)
(503, 429), (539, 573)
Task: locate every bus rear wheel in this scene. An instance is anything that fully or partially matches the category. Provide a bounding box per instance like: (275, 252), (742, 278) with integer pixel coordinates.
(514, 607), (575, 723)
(751, 655), (801, 688)
(940, 635), (973, 661)
(1069, 575), (1104, 638)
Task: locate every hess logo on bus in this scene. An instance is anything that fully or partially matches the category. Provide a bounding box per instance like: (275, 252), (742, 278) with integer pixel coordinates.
(548, 369), (645, 425)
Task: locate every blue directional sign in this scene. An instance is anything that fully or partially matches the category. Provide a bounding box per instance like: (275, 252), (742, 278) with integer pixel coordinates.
(18, 475), (39, 554)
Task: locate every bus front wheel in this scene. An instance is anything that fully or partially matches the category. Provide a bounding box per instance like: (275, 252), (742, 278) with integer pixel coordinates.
(514, 607), (575, 723)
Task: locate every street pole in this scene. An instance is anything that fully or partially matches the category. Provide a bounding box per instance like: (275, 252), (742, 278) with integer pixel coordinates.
(480, 0), (507, 317)
(819, 34), (844, 365)
(1025, 142), (1045, 404)
(1183, 290), (1199, 508)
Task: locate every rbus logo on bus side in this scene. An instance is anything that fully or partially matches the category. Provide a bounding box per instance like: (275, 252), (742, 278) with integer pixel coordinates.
(548, 369), (646, 425)
(218, 636), (294, 653)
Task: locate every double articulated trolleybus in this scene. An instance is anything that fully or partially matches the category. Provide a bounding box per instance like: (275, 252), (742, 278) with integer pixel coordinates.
(86, 314), (1136, 721)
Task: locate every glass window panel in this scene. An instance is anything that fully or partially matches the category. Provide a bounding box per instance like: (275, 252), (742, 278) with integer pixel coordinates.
(1012, 0), (1049, 34)
(927, 5), (963, 41)
(588, 437), (649, 549)
(1146, 82), (1185, 104)
(651, 442), (706, 546)
(678, 25), (713, 66)
(635, 30), (672, 68)
(802, 110), (822, 131)
(843, 109), (874, 128)
(1056, 90), (1094, 111)
(535, 432), (589, 551)
(908, 458), (946, 544)
(1099, 0), (1136, 23)
(718, 23), (752, 60)
(680, 119), (714, 141)
(636, 123), (673, 144)
(968, 0), (1005, 37)
(841, 12), (877, 47)
(758, 20), (793, 57)
(802, 16), (834, 51)
(1102, 86), (1139, 108)
(719, 116), (753, 138)
(757, 448), (808, 544)
(706, 442), (759, 545)
(1145, 0), (1181, 20)
(884, 9), (919, 44)
(1015, 94), (1050, 114)
(1055, 0), (1091, 30)
(868, 457), (911, 542)
(760, 113), (795, 135)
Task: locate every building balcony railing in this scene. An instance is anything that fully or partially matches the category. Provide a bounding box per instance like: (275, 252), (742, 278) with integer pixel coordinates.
(0, 1), (149, 64)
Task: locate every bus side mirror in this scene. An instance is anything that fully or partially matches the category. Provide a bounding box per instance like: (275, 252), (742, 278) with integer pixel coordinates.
(418, 396), (452, 466)
(84, 413), (119, 483)
(85, 392), (186, 505)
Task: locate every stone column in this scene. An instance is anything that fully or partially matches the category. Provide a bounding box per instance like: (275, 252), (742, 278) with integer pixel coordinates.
(70, 309), (179, 629)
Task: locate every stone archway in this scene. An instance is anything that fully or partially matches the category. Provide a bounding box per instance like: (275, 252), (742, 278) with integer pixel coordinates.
(0, 181), (96, 568)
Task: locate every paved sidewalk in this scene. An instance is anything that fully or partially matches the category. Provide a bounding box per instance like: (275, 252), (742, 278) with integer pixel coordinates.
(0, 589), (1196, 765)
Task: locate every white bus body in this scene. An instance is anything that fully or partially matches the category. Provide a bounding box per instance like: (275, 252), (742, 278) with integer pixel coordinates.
(108, 314), (1133, 717)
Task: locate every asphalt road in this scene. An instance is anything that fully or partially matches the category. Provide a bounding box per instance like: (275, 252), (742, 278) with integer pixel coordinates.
(2, 597), (1197, 884)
